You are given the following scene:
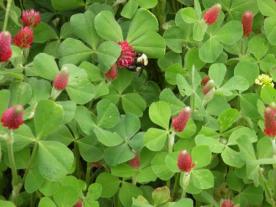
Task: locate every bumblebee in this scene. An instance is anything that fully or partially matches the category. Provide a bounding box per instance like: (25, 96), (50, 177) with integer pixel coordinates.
(127, 53), (148, 73)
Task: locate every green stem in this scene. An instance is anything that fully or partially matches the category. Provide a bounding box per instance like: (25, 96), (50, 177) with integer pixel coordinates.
(172, 173), (180, 200)
(272, 138), (276, 169)
(181, 173), (190, 198)
(74, 142), (81, 178)
(167, 131), (175, 189)
(22, 143), (38, 183)
(259, 170), (276, 206)
(168, 131), (175, 153)
(190, 66), (196, 111)
(155, 0), (166, 31)
(2, 0), (13, 31)
(6, 130), (19, 202)
(85, 162), (91, 185)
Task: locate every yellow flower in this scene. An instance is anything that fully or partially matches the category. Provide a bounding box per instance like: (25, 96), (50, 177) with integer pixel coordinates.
(255, 74), (274, 87)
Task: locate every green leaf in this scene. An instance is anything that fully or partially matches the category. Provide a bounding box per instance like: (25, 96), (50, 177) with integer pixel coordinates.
(86, 183), (102, 201)
(260, 85), (276, 104)
(65, 64), (95, 104)
(220, 75), (249, 92)
(136, 167), (157, 183)
(119, 182), (142, 207)
(127, 9), (158, 43)
(199, 38), (223, 63)
(234, 60), (259, 85)
(193, 20), (207, 41)
(104, 144), (135, 166)
(38, 197), (57, 207)
(96, 41), (121, 71)
(184, 48), (205, 70)
(121, 0), (139, 19)
(0, 200), (16, 207)
(59, 38), (93, 65)
(70, 11), (100, 49)
(113, 114), (140, 140)
(248, 35), (268, 60)
(195, 135), (224, 153)
(178, 7), (197, 23)
(208, 63), (226, 87)
(152, 186), (170, 206)
(27, 53), (59, 80)
(56, 101), (76, 124)
(52, 176), (85, 206)
(34, 22), (58, 43)
(111, 164), (136, 178)
(236, 135), (256, 160)
(122, 93), (147, 117)
(239, 186), (264, 206)
(221, 146), (244, 168)
(0, 90), (10, 115)
(137, 0), (158, 8)
(151, 153), (174, 180)
(25, 167), (45, 193)
(257, 0), (276, 16)
(192, 145), (212, 168)
(257, 137), (273, 159)
(13, 124), (35, 152)
(228, 127), (257, 145)
(149, 101), (171, 129)
(74, 106), (95, 135)
(28, 78), (51, 102)
(34, 100), (64, 138)
(218, 108), (240, 132)
(163, 26), (184, 53)
(10, 82), (32, 105)
(96, 172), (120, 198)
(264, 17), (276, 45)
(37, 141), (74, 181)
(94, 11), (123, 42)
(191, 169), (214, 190)
(215, 21), (243, 45)
(144, 128), (168, 151)
(170, 198), (193, 207)
(93, 127), (123, 147)
(46, 125), (74, 145)
(165, 152), (179, 173)
(97, 99), (120, 129)
(51, 0), (83, 11)
(130, 32), (166, 58)
(78, 136), (103, 162)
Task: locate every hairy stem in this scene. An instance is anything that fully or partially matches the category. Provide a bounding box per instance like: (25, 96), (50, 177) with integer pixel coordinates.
(2, 0), (13, 31)
(7, 130), (19, 202)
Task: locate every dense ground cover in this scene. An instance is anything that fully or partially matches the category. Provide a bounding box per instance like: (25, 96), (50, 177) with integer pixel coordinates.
(0, 0), (276, 206)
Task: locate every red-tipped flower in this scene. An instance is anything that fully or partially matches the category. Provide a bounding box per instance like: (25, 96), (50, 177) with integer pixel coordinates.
(201, 75), (210, 86)
(129, 154), (140, 169)
(0, 31), (12, 62)
(105, 64), (118, 80)
(1, 105), (24, 130)
(202, 80), (215, 95)
(203, 4), (221, 25)
(21, 9), (41, 27)
(74, 200), (83, 207)
(177, 150), (195, 173)
(221, 199), (234, 207)
(13, 27), (33, 48)
(117, 41), (136, 68)
(242, 11), (253, 37)
(53, 71), (69, 90)
(172, 107), (191, 132)
(264, 106), (276, 137)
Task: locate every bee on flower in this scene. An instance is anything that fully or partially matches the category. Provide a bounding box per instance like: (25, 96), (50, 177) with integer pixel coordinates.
(255, 74), (274, 87)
